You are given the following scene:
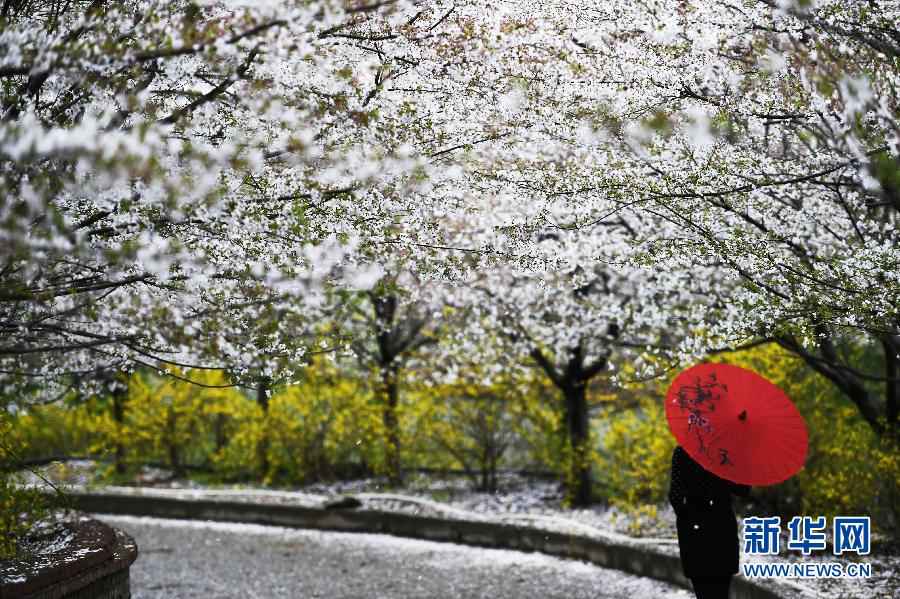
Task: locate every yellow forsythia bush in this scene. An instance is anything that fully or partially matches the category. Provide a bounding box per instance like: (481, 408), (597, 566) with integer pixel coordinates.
(591, 361), (675, 528)
(105, 370), (243, 476)
(405, 367), (525, 491)
(504, 369), (609, 504)
(11, 369), (250, 479)
(213, 358), (387, 483)
(263, 363), (384, 483)
(0, 410), (52, 559)
(11, 402), (100, 461)
(507, 374), (566, 473)
(599, 394), (676, 511)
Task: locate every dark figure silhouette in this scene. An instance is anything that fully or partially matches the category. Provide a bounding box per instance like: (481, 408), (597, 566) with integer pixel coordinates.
(668, 445), (751, 599)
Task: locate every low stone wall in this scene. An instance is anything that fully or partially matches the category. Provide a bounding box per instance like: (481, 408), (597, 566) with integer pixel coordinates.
(0, 518), (137, 599)
(65, 491), (786, 599)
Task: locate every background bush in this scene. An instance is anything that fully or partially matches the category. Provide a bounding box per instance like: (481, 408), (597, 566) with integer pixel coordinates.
(8, 345), (899, 536)
(1, 411), (54, 559)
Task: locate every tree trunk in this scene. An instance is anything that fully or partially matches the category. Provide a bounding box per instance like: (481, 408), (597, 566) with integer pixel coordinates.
(563, 381), (592, 507)
(479, 443), (490, 493)
(883, 335), (899, 441)
(490, 461), (499, 495)
(487, 446), (499, 494)
(366, 291), (434, 487)
(165, 406), (183, 478)
(111, 385), (127, 475)
(256, 377), (270, 479)
(214, 413), (227, 453)
(528, 343), (602, 507)
(381, 364), (402, 485)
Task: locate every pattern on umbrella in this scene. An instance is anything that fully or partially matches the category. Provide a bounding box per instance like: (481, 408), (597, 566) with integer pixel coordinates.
(673, 372), (733, 465)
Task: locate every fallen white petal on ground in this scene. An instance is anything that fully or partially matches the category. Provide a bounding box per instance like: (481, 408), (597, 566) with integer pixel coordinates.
(96, 514), (693, 599)
(24, 463), (899, 599)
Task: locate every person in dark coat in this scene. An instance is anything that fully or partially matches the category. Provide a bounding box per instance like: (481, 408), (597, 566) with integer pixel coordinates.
(668, 445), (751, 599)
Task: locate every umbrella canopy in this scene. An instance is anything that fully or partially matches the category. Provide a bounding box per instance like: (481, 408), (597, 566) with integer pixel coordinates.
(665, 362), (808, 486)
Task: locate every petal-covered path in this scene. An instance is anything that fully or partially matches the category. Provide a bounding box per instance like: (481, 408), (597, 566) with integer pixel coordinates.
(98, 515), (692, 599)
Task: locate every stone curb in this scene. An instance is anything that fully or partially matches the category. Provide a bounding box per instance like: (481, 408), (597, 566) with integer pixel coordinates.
(0, 519), (137, 599)
(69, 491), (787, 599)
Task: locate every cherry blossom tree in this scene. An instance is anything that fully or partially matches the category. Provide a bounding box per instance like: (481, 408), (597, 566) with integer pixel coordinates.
(555, 0), (900, 437)
(449, 223), (720, 505)
(0, 0), (420, 402)
(356, 0), (899, 462)
(388, 0), (900, 440)
(4, 0), (895, 453)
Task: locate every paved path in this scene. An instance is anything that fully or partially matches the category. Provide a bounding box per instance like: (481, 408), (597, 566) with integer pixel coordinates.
(98, 515), (692, 599)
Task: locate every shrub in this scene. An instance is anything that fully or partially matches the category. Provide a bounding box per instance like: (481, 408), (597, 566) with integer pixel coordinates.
(11, 402), (100, 462)
(409, 371), (521, 492)
(599, 394), (676, 510)
(213, 359), (385, 484)
(0, 411), (53, 559)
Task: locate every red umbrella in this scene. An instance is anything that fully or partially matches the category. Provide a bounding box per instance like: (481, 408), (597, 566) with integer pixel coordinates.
(665, 362), (808, 486)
